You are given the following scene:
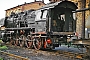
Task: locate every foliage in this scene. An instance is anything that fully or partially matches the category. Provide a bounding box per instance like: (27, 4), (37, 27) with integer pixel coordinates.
(0, 40), (3, 43)
(0, 46), (8, 50)
(0, 40), (8, 50)
(0, 57), (3, 60)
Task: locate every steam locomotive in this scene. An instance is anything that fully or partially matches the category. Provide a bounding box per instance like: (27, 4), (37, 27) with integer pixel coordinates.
(2, 1), (78, 49)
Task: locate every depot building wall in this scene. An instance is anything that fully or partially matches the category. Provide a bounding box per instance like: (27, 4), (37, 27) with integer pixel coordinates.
(5, 1), (45, 17)
(70, 0), (90, 37)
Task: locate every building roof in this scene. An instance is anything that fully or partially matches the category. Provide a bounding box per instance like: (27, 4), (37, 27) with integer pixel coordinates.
(5, 1), (45, 11)
(40, 1), (77, 10)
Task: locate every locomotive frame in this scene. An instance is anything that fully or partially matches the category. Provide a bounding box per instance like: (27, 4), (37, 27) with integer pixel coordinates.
(2, 1), (78, 50)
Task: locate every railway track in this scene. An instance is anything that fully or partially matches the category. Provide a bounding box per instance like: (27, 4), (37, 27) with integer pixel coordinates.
(57, 50), (84, 59)
(0, 44), (86, 60)
(41, 49), (85, 60)
(0, 50), (29, 60)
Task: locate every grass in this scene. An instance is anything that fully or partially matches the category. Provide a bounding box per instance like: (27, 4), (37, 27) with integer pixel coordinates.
(0, 40), (8, 50)
(0, 40), (3, 43)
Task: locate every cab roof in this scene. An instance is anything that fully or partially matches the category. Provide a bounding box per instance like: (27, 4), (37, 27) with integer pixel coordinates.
(40, 1), (77, 11)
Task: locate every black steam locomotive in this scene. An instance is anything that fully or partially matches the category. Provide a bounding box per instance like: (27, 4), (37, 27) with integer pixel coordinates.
(2, 1), (78, 49)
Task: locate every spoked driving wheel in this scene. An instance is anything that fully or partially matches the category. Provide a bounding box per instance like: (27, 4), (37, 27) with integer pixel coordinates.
(14, 36), (19, 46)
(20, 40), (25, 47)
(10, 39), (14, 45)
(15, 40), (19, 46)
(19, 35), (26, 47)
(33, 38), (41, 50)
(26, 35), (33, 48)
(26, 41), (33, 48)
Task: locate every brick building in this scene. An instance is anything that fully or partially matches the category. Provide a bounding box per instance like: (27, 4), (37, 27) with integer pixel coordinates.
(5, 1), (45, 17)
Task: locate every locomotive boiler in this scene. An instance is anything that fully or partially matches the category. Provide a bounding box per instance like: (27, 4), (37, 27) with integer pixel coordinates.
(2, 1), (78, 50)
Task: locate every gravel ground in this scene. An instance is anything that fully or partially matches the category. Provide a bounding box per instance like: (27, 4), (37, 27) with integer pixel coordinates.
(0, 45), (82, 60)
(55, 45), (86, 53)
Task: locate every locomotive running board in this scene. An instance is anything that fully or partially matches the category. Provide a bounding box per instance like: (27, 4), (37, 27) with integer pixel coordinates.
(52, 32), (74, 35)
(5, 27), (31, 30)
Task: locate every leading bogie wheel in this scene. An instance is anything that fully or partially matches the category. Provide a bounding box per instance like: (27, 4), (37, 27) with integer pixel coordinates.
(33, 38), (41, 50)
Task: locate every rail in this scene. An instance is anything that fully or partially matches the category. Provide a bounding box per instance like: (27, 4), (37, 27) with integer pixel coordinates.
(0, 51), (29, 60)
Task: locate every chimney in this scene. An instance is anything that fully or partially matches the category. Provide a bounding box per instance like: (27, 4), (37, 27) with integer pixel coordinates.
(34, 0), (36, 2)
(42, 0), (44, 3)
(24, 2), (26, 4)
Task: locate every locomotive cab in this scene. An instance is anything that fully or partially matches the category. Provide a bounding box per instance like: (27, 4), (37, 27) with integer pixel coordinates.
(46, 1), (78, 48)
(46, 1), (77, 32)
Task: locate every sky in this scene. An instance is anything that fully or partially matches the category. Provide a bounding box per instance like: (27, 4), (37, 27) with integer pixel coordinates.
(0, 0), (49, 19)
